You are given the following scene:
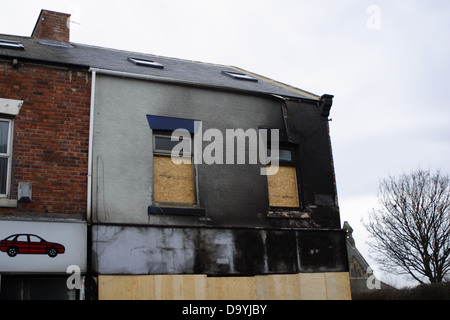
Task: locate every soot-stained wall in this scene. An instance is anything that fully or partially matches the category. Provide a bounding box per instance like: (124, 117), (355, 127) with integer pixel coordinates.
(92, 75), (340, 229)
(92, 224), (348, 275)
(91, 74), (347, 276)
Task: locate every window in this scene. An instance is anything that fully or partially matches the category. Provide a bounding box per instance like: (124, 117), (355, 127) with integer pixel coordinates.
(222, 71), (258, 82)
(0, 39), (24, 50)
(0, 119), (12, 196)
(154, 135), (191, 157)
(266, 148), (300, 208)
(128, 57), (164, 69)
(29, 235), (43, 243)
(152, 133), (196, 206)
(16, 235), (28, 242)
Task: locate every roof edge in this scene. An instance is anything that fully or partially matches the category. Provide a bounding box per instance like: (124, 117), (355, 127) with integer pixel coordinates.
(229, 66), (321, 101)
(90, 67), (318, 102)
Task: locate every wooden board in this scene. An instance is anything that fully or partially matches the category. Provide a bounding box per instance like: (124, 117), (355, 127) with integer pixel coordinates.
(266, 165), (299, 207)
(98, 272), (352, 300)
(153, 155), (195, 204)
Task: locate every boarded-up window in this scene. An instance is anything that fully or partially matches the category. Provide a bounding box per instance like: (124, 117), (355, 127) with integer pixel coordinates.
(267, 165), (299, 207)
(153, 155), (195, 204)
(152, 133), (195, 205)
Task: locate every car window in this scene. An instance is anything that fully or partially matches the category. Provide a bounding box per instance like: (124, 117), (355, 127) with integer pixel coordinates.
(29, 235), (42, 243)
(16, 235), (28, 242)
(5, 235), (17, 241)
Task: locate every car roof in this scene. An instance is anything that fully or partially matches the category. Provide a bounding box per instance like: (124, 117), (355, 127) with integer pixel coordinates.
(5, 233), (42, 238)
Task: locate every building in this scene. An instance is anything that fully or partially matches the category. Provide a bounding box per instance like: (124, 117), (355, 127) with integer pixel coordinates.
(0, 10), (89, 299)
(1, 9), (351, 300)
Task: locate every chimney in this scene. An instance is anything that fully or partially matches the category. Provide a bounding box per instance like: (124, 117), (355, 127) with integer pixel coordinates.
(31, 9), (71, 45)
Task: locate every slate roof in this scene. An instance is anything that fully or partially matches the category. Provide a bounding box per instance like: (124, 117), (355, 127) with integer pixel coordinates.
(0, 33), (320, 101)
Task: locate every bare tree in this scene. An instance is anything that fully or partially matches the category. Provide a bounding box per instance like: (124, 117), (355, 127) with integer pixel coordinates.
(364, 169), (450, 284)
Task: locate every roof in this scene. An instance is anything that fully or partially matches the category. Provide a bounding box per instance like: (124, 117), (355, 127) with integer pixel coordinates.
(0, 33), (320, 101)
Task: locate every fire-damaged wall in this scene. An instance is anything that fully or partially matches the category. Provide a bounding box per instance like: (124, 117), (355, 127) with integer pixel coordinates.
(91, 73), (350, 299)
(92, 225), (348, 275)
(91, 74), (341, 229)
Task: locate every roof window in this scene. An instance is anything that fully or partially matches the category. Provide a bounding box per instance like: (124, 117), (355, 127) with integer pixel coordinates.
(128, 57), (164, 69)
(0, 39), (24, 50)
(222, 71), (258, 82)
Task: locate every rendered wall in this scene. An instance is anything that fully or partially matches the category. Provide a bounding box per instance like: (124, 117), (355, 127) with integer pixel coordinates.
(92, 74), (340, 229)
(98, 273), (351, 300)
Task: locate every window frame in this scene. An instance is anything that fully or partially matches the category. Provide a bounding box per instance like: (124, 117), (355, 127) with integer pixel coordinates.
(222, 70), (258, 82)
(0, 39), (24, 50)
(128, 57), (164, 69)
(0, 118), (13, 198)
(153, 133), (192, 158)
(151, 131), (198, 208)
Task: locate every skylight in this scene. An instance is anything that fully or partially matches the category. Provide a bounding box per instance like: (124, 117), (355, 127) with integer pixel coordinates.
(222, 71), (258, 82)
(0, 39), (24, 50)
(128, 57), (164, 69)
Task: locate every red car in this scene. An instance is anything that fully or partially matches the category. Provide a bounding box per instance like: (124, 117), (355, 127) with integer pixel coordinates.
(0, 234), (65, 258)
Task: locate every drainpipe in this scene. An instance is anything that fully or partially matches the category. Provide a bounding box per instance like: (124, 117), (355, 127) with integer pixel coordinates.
(271, 94), (292, 142)
(87, 70), (96, 222)
(84, 69), (97, 300)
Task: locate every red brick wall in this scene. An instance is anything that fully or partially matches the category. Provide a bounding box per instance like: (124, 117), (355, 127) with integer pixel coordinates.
(0, 61), (91, 218)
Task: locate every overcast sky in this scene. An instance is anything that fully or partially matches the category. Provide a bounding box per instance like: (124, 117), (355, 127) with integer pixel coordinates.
(2, 0), (450, 287)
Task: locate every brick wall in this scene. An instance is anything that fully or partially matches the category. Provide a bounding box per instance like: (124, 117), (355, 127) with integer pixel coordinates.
(0, 60), (91, 218)
(32, 10), (71, 44)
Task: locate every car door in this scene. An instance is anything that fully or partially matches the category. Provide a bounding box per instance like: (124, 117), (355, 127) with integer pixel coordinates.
(15, 235), (29, 253)
(28, 235), (47, 254)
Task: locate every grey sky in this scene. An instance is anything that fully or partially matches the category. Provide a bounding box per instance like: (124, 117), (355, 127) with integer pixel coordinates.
(2, 0), (450, 286)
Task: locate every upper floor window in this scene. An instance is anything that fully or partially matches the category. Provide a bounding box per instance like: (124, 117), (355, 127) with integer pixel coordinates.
(266, 147), (300, 208)
(152, 132), (196, 206)
(0, 119), (13, 196)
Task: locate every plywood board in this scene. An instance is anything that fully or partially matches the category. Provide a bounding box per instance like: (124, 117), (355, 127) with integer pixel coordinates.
(325, 272), (352, 300)
(153, 155), (195, 204)
(207, 276), (257, 300)
(98, 275), (156, 300)
(98, 272), (351, 300)
(299, 273), (327, 300)
(98, 275), (207, 300)
(267, 165), (299, 207)
(256, 274), (301, 300)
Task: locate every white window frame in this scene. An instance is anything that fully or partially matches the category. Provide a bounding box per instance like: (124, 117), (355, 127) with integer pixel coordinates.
(153, 133), (192, 159)
(0, 118), (13, 198)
